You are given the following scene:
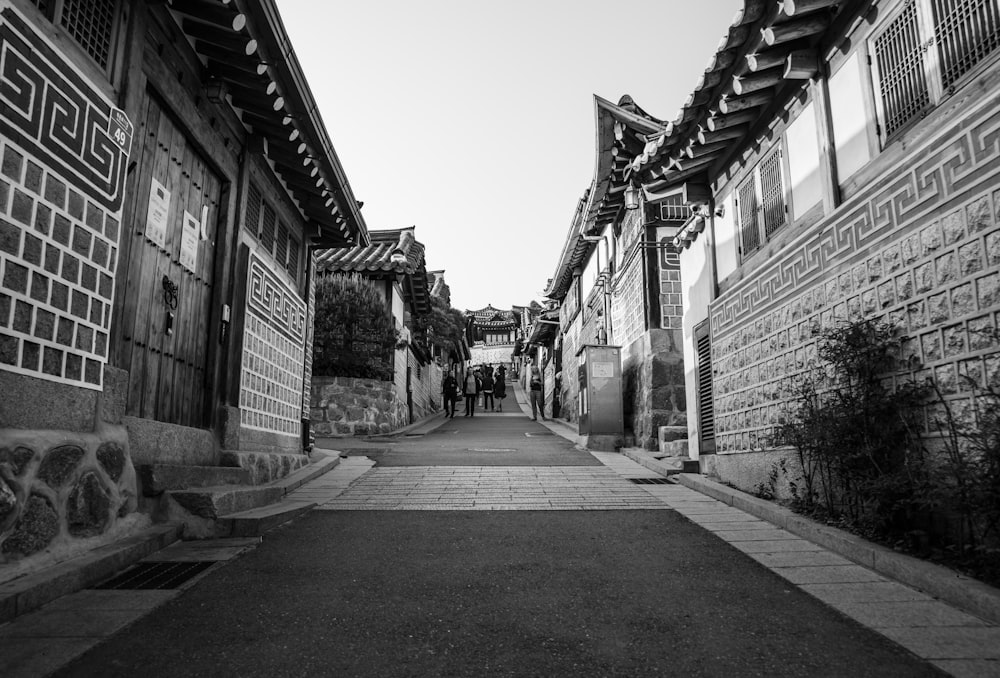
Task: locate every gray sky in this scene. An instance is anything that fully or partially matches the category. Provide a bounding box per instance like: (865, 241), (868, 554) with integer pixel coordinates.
(280, 1), (743, 312)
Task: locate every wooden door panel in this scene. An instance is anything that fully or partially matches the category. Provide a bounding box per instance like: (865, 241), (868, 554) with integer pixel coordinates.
(116, 93), (220, 427)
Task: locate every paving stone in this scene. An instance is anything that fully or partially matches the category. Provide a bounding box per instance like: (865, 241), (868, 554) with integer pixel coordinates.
(730, 539), (825, 554)
(698, 520), (774, 532)
(773, 565), (888, 585)
(835, 601), (989, 629)
(750, 551), (853, 568)
(801, 581), (931, 604)
(879, 627), (1000, 659)
(713, 528), (798, 541)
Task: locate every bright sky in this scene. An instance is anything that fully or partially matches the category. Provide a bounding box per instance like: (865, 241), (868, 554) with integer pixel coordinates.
(280, 1), (743, 312)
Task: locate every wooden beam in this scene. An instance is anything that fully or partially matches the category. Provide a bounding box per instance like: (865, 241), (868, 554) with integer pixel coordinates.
(265, 142), (309, 168)
(706, 109), (759, 131)
(698, 124), (750, 145)
(784, 50), (819, 79)
(733, 67), (783, 95)
(241, 111), (299, 142)
(718, 91), (771, 114)
(762, 16), (830, 46)
(228, 88), (284, 114)
(783, 0), (839, 17)
(273, 161), (323, 188)
(185, 20), (256, 56)
(687, 140), (730, 160)
(171, 0), (245, 31)
(672, 153), (718, 174)
(746, 50), (788, 72)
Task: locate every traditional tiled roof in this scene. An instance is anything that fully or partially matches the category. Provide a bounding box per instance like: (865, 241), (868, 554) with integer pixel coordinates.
(630, 0), (849, 192)
(314, 227), (429, 314)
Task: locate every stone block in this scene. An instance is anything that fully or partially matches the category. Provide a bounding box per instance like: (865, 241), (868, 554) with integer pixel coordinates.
(943, 324), (967, 358)
(1, 494), (58, 556)
(951, 282), (975, 317)
(921, 220), (944, 255)
(914, 262), (934, 293)
(883, 244), (902, 273)
(67, 471), (111, 537)
(987, 229), (1000, 266)
(37, 445), (84, 487)
(967, 195), (992, 233)
(935, 251), (958, 286)
(976, 271), (1000, 309)
(959, 241), (983, 276)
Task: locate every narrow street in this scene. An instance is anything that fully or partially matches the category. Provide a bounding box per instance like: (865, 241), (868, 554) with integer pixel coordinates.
(41, 396), (945, 677)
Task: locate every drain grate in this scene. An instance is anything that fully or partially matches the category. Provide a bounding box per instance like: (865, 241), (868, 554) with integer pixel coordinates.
(628, 477), (672, 485)
(524, 432), (554, 437)
(92, 561), (216, 590)
(469, 448), (517, 452)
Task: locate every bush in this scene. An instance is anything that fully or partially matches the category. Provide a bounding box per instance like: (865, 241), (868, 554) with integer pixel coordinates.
(776, 319), (928, 539)
(313, 274), (399, 380)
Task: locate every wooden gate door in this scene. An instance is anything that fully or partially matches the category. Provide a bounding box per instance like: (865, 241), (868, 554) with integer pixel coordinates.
(113, 93), (221, 427)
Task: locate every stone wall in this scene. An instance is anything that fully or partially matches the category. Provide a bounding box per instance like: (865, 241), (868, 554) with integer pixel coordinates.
(621, 329), (687, 450)
(0, 426), (137, 568)
(311, 376), (407, 436)
(708, 84), (1000, 491)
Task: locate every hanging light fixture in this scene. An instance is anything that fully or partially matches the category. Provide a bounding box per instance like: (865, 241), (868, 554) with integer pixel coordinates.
(623, 179), (641, 210)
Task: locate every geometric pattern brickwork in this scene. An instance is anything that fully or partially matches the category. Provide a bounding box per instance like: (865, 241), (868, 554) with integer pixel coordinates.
(709, 88), (1000, 454)
(659, 235), (682, 330)
(611, 243), (645, 349)
(0, 5), (129, 390)
(240, 252), (306, 436)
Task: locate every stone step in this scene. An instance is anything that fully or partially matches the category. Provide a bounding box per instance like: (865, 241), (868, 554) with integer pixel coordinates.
(139, 464), (252, 496)
(219, 450), (309, 485)
(649, 454), (700, 473)
(217, 500), (317, 538)
(167, 485), (284, 521)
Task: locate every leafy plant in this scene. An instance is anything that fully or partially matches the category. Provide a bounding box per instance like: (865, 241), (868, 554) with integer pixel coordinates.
(312, 274), (399, 380)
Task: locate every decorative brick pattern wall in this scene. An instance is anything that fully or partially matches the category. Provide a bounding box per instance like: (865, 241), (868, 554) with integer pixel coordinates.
(658, 235), (682, 330)
(611, 244), (644, 349)
(239, 252), (306, 437)
(710, 93), (1000, 454)
(311, 376), (407, 436)
(0, 6), (130, 391)
(469, 343), (515, 366)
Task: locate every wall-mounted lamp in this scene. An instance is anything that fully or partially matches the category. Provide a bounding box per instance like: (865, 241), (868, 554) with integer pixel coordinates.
(715, 204), (725, 218)
(623, 180), (641, 210)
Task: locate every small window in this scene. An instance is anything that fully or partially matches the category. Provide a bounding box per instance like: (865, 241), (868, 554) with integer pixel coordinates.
(871, 0), (931, 138)
(245, 183), (262, 235)
(695, 321), (716, 453)
(260, 204), (276, 252)
(736, 146), (786, 259)
(31, 0), (120, 71)
(276, 221), (289, 266)
(287, 236), (300, 279)
(932, 0), (1000, 89)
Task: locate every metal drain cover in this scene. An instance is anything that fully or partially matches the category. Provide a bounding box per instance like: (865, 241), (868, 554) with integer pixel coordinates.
(470, 448), (517, 452)
(524, 432), (554, 437)
(93, 561), (215, 590)
(628, 477), (672, 485)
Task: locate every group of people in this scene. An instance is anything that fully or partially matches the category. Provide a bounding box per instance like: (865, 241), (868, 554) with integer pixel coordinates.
(441, 363), (546, 421)
(441, 364), (508, 418)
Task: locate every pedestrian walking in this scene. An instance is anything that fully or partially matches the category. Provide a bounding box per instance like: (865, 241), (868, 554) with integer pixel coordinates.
(493, 367), (506, 411)
(529, 366), (544, 420)
(463, 367), (481, 417)
(442, 369), (458, 418)
(481, 368), (495, 411)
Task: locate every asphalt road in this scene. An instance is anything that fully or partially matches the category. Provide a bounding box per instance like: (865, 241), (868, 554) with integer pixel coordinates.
(57, 511), (940, 677)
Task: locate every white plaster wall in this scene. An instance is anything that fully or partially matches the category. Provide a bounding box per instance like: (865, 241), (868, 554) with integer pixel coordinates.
(786, 101), (823, 220)
(714, 192), (738, 281)
(829, 51), (872, 181)
(680, 231), (713, 459)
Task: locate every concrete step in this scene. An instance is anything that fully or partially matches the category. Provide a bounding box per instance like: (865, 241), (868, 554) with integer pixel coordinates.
(218, 500), (317, 538)
(168, 485), (284, 520)
(139, 464), (252, 495)
(649, 454), (700, 473)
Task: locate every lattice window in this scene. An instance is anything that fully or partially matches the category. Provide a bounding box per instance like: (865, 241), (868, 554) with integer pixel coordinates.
(260, 203), (276, 252)
(245, 183), (262, 236)
(658, 195), (688, 221)
(736, 175), (761, 256)
(872, 0), (932, 137)
(287, 236), (300, 279)
(932, 0), (1000, 89)
(695, 322), (716, 452)
(759, 149), (787, 238)
(29, 0), (119, 71)
(276, 221), (289, 267)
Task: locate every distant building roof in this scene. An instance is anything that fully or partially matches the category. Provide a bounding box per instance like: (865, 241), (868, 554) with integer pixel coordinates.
(315, 226), (429, 315)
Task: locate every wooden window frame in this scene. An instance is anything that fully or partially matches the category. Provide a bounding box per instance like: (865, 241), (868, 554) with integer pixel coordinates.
(735, 143), (789, 261)
(28, 0), (125, 79)
(694, 320), (716, 454)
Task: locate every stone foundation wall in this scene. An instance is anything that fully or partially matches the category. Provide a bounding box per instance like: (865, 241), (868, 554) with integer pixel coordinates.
(621, 329), (687, 450)
(0, 425), (137, 567)
(311, 376), (407, 436)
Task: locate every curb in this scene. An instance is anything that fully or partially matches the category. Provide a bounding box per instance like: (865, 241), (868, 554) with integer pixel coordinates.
(0, 523), (183, 624)
(314, 411), (447, 444)
(674, 472), (1000, 625)
(620, 448), (682, 476)
(275, 451), (342, 495)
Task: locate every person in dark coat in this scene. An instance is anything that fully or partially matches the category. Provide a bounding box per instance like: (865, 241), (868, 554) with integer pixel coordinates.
(493, 366), (507, 411)
(442, 369), (458, 418)
(463, 367), (481, 417)
(529, 366), (544, 420)
(481, 368), (495, 411)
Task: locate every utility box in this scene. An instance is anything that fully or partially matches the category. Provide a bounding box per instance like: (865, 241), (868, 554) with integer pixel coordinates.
(577, 344), (623, 450)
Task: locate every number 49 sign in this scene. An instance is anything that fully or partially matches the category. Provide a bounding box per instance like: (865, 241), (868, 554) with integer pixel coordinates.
(108, 107), (133, 157)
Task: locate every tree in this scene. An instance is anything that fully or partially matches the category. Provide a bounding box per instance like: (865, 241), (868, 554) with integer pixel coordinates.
(312, 274), (399, 380)
(413, 295), (467, 360)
